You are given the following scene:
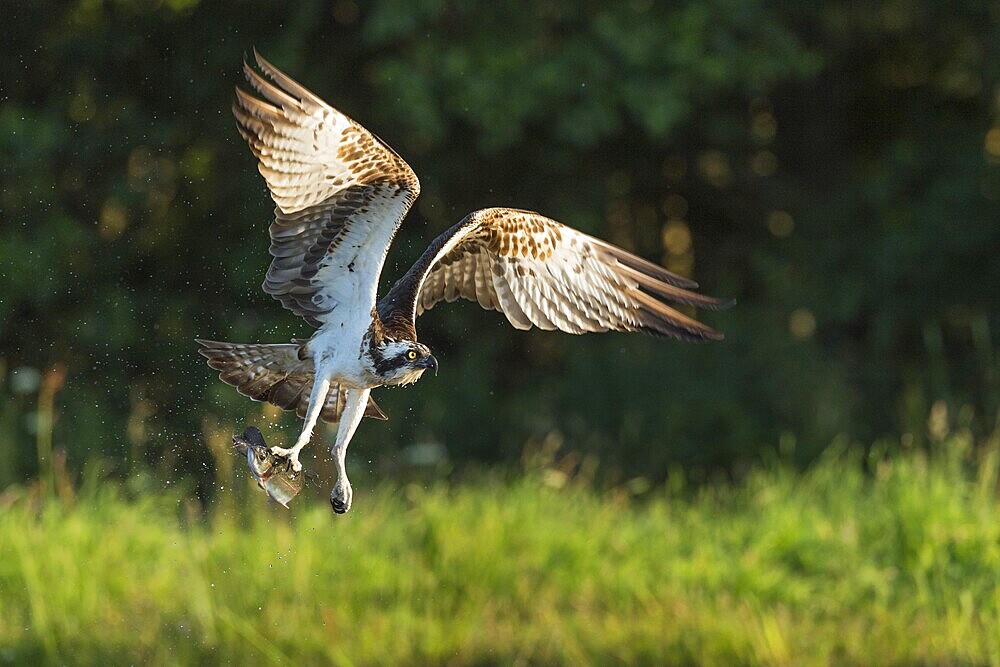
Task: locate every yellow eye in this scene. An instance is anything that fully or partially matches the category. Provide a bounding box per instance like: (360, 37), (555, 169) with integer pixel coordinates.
(407, 350), (418, 360)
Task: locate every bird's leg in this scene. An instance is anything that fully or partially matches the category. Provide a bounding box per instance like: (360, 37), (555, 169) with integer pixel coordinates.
(329, 387), (370, 514)
(270, 365), (333, 472)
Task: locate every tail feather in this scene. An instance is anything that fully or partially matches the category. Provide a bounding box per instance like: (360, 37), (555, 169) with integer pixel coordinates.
(196, 340), (387, 422)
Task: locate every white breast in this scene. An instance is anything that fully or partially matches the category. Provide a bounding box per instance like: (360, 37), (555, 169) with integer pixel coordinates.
(309, 311), (377, 389)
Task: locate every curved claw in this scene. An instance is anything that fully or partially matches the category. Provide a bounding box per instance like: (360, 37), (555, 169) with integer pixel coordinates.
(330, 479), (353, 514)
(270, 446), (303, 472)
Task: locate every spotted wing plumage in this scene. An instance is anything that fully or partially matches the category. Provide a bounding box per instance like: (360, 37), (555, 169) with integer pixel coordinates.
(378, 208), (732, 341)
(233, 50), (420, 327)
(196, 340), (387, 422)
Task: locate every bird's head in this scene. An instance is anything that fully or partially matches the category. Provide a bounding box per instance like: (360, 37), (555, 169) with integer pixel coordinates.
(371, 339), (438, 385)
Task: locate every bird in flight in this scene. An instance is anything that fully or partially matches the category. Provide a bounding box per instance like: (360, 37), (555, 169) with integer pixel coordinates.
(198, 51), (732, 514)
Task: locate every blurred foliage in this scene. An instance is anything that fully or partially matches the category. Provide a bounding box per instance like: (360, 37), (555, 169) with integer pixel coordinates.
(1, 0), (998, 487)
(1, 428), (999, 664)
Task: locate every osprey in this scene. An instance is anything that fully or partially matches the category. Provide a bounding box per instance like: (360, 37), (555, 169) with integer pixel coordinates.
(198, 51), (732, 514)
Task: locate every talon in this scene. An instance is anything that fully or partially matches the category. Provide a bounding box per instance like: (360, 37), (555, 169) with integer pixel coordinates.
(330, 480), (353, 514)
(269, 446), (303, 472)
(330, 499), (349, 514)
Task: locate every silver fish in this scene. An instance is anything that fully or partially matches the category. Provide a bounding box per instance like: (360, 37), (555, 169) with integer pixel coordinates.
(232, 426), (304, 507)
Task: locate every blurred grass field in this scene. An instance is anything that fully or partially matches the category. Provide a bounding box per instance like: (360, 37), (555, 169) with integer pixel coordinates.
(1, 431), (999, 666)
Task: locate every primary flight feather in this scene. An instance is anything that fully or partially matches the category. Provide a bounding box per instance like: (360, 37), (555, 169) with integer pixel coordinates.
(199, 50), (732, 513)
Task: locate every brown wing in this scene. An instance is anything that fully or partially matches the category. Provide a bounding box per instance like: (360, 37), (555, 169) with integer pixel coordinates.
(377, 208), (732, 342)
(233, 50), (419, 326)
(196, 340), (387, 422)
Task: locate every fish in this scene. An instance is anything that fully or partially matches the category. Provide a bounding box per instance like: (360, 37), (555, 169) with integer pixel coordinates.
(232, 426), (305, 507)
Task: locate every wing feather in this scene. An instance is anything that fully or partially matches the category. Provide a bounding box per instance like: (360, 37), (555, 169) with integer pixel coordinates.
(196, 340), (387, 422)
(377, 208), (732, 341)
(473, 250), (495, 309)
(490, 265), (534, 330)
(233, 52), (419, 326)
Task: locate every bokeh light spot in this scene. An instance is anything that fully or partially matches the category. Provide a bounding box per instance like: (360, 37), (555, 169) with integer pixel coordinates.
(697, 150), (731, 188)
(984, 128), (1000, 159)
(99, 199), (129, 241)
(662, 220), (692, 255)
(789, 309), (816, 339)
(768, 210), (794, 237)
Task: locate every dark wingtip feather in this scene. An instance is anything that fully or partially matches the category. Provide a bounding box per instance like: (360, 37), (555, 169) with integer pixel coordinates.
(681, 294), (736, 312)
(195, 338), (227, 358)
(615, 262), (734, 313)
(630, 290), (726, 342)
(594, 241), (699, 289)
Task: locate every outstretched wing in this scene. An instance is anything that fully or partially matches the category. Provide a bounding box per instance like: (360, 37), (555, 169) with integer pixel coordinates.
(233, 50), (420, 327)
(377, 208), (732, 341)
(196, 340), (387, 422)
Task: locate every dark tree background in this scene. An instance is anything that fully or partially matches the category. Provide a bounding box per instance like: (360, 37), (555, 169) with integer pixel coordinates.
(1, 0), (998, 489)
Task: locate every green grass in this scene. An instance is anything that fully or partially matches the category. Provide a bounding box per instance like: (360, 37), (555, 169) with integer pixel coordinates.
(1, 435), (999, 666)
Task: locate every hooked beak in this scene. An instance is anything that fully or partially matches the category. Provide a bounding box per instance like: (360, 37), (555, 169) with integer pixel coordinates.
(419, 355), (439, 376)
